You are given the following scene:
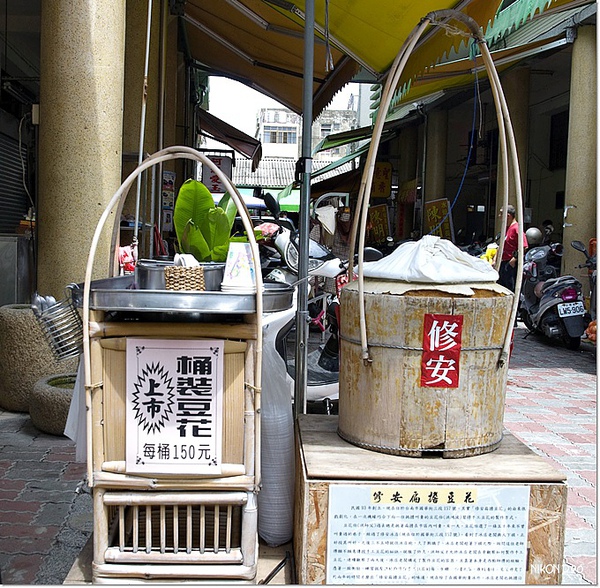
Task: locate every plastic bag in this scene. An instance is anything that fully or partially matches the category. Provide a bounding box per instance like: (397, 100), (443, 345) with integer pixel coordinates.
(363, 235), (499, 283)
(118, 244), (137, 275)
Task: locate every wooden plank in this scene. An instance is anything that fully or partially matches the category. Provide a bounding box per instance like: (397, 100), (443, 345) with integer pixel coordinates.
(294, 415), (567, 585)
(91, 321), (257, 340)
(222, 352), (245, 465)
(298, 415), (565, 483)
(102, 344), (126, 463)
(526, 484), (567, 585)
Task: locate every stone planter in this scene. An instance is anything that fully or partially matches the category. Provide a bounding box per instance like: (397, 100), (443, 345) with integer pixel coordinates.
(30, 373), (76, 436)
(0, 304), (79, 412)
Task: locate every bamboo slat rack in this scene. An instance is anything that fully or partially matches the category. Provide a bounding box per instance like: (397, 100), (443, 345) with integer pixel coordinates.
(83, 147), (264, 583)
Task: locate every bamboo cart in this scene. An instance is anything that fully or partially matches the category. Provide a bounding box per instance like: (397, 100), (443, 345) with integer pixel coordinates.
(81, 147), (282, 583)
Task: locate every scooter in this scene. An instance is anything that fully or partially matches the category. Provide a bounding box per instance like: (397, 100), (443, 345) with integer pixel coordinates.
(520, 242), (586, 350)
(258, 218), (382, 413)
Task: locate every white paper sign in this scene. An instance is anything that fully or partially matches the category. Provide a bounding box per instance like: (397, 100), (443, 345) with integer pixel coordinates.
(126, 338), (224, 474)
(327, 484), (529, 585)
(202, 155), (233, 193)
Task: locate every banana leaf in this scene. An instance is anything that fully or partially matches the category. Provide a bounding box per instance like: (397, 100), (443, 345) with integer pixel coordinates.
(173, 179), (234, 262)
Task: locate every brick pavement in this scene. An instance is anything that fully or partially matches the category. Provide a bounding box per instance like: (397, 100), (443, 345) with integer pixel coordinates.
(0, 323), (595, 584)
(0, 412), (92, 585)
(503, 325), (596, 585)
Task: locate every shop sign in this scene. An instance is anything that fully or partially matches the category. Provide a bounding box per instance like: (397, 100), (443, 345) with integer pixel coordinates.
(125, 338), (224, 474)
(398, 178), (417, 203)
(202, 155), (233, 193)
(371, 161), (392, 198)
(327, 484), (529, 584)
(424, 198), (454, 240)
(162, 170), (175, 209)
(421, 313), (462, 388)
(367, 203), (389, 245)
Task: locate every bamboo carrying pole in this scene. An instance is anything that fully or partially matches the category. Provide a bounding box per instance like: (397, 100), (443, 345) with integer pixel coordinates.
(82, 146), (264, 489)
(348, 9), (524, 369)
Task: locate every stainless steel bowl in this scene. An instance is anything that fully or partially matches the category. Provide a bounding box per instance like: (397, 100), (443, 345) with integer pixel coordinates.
(263, 282), (294, 312)
(201, 263), (226, 291)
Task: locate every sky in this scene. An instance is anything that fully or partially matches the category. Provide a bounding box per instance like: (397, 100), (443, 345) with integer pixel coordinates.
(206, 76), (355, 138)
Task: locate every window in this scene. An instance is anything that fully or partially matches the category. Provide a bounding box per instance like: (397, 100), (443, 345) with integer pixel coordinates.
(263, 125), (297, 144)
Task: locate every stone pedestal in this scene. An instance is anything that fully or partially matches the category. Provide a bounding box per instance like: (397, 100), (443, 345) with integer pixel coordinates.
(0, 305), (78, 412)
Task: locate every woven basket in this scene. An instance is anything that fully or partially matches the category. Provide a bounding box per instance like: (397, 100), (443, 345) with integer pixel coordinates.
(164, 265), (206, 291)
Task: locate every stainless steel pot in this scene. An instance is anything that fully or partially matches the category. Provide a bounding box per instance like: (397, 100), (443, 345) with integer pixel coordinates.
(135, 259), (172, 290)
(201, 263), (226, 291)
(136, 259), (226, 291)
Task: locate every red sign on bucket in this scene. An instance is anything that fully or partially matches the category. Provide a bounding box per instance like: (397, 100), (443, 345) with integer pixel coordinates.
(421, 314), (463, 388)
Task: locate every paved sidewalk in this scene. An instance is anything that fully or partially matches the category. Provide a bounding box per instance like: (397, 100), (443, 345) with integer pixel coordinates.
(503, 325), (597, 585)
(0, 324), (596, 584)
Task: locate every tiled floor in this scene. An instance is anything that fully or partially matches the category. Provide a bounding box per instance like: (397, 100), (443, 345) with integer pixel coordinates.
(503, 325), (597, 585)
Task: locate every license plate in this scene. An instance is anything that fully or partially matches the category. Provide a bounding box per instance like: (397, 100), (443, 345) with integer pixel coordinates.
(558, 301), (585, 317)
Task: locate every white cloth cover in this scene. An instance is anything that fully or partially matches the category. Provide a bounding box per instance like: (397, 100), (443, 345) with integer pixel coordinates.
(64, 355), (86, 462)
(174, 253), (200, 266)
(315, 205), (337, 235)
(362, 235), (499, 283)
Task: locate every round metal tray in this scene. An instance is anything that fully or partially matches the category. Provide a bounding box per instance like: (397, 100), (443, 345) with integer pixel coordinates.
(71, 276), (294, 314)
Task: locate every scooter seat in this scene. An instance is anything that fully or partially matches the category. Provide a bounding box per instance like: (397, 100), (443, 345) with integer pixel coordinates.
(540, 274), (577, 292)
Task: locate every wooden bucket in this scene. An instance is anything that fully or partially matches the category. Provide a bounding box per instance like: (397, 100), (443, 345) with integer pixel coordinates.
(338, 280), (513, 458)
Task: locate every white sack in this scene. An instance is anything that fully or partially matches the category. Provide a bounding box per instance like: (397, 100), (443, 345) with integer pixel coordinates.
(363, 235), (499, 283)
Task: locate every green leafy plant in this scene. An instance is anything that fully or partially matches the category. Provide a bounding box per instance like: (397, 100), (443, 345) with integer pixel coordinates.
(173, 179), (238, 262)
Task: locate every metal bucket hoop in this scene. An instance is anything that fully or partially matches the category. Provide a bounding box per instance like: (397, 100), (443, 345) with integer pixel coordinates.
(33, 286), (83, 361)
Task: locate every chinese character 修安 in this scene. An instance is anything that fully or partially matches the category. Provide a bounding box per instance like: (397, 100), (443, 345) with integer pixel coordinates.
(428, 319), (461, 351)
(424, 355), (456, 386)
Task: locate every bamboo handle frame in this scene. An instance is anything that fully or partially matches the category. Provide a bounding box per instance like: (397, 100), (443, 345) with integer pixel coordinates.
(348, 9), (524, 368)
(82, 146), (263, 489)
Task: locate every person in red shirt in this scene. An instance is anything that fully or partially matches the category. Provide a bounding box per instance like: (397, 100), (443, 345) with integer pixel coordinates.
(498, 204), (528, 291)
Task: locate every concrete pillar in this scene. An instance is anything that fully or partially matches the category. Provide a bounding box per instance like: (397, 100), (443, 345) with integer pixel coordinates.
(397, 125), (419, 239)
(119, 0), (181, 257)
(37, 1), (125, 298)
(562, 25), (597, 289)
(494, 67), (530, 235)
(424, 108), (448, 203)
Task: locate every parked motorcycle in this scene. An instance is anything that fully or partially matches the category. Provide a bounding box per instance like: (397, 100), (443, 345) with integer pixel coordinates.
(258, 216), (382, 413)
(520, 242), (586, 349)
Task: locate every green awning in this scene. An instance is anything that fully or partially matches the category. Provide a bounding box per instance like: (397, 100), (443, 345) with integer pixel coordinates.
(311, 144), (369, 178)
(276, 183), (301, 213)
(313, 126), (376, 154)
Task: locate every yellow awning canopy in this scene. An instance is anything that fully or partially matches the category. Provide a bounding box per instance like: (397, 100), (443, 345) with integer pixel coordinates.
(182, 0), (504, 118)
(182, 0), (580, 118)
(182, 0), (360, 117)
(276, 0), (502, 75)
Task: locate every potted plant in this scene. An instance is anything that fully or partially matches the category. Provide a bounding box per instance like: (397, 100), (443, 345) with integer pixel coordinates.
(172, 179), (261, 290)
(173, 178), (237, 263)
